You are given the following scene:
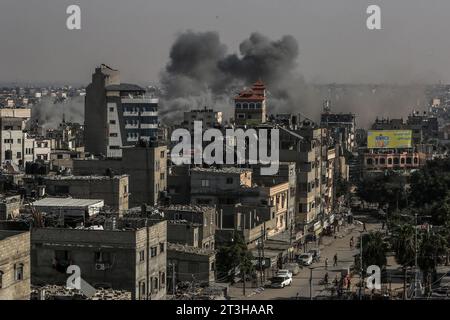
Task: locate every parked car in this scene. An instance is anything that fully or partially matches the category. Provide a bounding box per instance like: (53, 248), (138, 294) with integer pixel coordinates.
(276, 269), (293, 278)
(298, 253), (313, 266)
(270, 275), (292, 288)
(308, 248), (321, 262)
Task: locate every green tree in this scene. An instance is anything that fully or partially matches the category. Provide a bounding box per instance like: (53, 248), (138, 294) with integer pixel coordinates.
(418, 230), (447, 294)
(356, 231), (388, 271)
(216, 231), (254, 283)
(392, 224), (416, 268)
(357, 171), (407, 211)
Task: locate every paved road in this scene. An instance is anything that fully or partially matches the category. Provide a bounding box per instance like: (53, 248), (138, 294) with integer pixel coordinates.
(229, 219), (381, 300)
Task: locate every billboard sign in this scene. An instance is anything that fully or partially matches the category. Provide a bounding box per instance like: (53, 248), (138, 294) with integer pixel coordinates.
(367, 130), (412, 149)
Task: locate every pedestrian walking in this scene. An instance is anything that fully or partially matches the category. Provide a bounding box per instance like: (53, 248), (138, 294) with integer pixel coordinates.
(325, 257), (328, 270)
(333, 253), (338, 266)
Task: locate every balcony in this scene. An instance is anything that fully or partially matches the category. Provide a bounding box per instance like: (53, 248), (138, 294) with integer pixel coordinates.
(121, 96), (158, 104)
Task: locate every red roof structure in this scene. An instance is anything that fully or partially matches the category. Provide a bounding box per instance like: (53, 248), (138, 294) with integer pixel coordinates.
(234, 80), (266, 102)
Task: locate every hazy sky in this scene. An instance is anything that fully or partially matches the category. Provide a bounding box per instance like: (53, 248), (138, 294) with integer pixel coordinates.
(1, 0), (450, 85)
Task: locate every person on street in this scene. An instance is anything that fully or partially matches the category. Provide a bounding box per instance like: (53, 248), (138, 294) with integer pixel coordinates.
(333, 253), (338, 266)
(325, 257), (328, 270)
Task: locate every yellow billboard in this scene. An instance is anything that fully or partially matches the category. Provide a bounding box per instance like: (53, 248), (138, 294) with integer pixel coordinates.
(367, 130), (412, 149)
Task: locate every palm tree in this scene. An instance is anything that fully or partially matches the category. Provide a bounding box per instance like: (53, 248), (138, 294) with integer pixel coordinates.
(391, 224), (415, 298)
(418, 230), (447, 295)
(357, 231), (388, 270)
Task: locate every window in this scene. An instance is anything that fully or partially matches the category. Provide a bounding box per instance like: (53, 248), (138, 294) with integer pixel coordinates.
(109, 120), (116, 124)
(160, 151), (165, 158)
(139, 250), (145, 262)
(201, 179), (209, 187)
(4, 139), (13, 143)
(139, 281), (146, 299)
(94, 252), (111, 263)
(109, 107), (114, 112)
(150, 247), (157, 257)
(160, 172), (165, 180)
(226, 177), (233, 184)
(14, 263), (24, 281)
(17, 139), (21, 144)
(110, 146), (120, 150)
(109, 133), (118, 137)
(159, 242), (165, 253)
(16, 152), (21, 159)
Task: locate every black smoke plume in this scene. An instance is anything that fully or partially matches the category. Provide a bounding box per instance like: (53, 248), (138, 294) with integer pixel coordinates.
(159, 30), (426, 127)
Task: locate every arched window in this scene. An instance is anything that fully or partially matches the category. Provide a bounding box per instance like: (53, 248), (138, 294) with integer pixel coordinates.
(393, 158), (399, 165)
(366, 158), (373, 165)
(388, 158), (393, 165)
(236, 103), (241, 108)
(249, 103), (255, 109)
(379, 158), (386, 165)
(243, 103), (248, 109)
(14, 263), (24, 281)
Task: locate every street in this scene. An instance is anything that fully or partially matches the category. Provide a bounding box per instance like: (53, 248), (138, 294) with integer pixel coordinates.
(229, 218), (381, 300)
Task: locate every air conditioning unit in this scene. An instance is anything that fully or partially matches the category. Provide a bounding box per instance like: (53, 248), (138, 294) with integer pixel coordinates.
(95, 263), (106, 271)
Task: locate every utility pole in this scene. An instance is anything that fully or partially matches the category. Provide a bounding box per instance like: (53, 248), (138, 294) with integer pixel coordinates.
(309, 268), (313, 300)
(242, 269), (246, 296)
(169, 262), (176, 296)
(413, 211), (418, 299)
(359, 231), (364, 300)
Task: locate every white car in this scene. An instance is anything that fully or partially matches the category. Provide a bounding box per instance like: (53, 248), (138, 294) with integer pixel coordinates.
(276, 269), (293, 278)
(298, 253), (313, 266)
(270, 275), (292, 288)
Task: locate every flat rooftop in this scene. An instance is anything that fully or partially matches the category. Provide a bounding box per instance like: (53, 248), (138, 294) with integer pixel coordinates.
(0, 230), (26, 241)
(32, 197), (104, 208)
(190, 167), (252, 174)
(160, 204), (215, 213)
(44, 174), (128, 181)
(168, 242), (215, 256)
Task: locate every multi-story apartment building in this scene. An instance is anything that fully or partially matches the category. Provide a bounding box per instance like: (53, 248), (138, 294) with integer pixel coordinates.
(0, 230), (31, 300)
(234, 80), (267, 125)
(0, 109), (51, 166)
(279, 124), (328, 236)
(320, 102), (356, 154)
(85, 64), (159, 158)
(30, 220), (167, 300)
(40, 175), (129, 212)
(160, 205), (216, 250)
(183, 107), (223, 133)
(73, 143), (167, 207)
(190, 167), (289, 237)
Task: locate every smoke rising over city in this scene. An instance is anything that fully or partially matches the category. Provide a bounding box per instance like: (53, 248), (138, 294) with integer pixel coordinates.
(159, 30), (426, 127)
(31, 96), (84, 130)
